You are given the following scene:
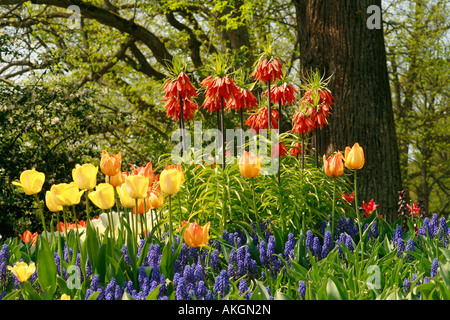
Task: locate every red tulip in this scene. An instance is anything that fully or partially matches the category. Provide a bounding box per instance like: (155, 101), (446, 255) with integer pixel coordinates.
(19, 230), (38, 245)
(343, 192), (355, 204)
(407, 202), (420, 217)
(363, 199), (380, 217)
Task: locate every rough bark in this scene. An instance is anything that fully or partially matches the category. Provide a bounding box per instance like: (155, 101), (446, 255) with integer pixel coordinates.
(293, 0), (402, 223)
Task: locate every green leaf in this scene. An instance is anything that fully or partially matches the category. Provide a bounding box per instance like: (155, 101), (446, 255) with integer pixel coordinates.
(36, 236), (57, 299)
(250, 280), (271, 300)
(146, 284), (162, 300)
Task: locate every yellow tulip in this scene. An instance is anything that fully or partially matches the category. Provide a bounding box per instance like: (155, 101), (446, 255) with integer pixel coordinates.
(238, 151), (261, 178)
(88, 183), (115, 210)
(160, 168), (183, 195)
(53, 182), (84, 206)
(45, 186), (63, 212)
(125, 175), (149, 199)
(100, 150), (122, 177)
(60, 294), (71, 300)
(116, 184), (140, 208)
(344, 142), (365, 170)
(7, 261), (36, 283)
(12, 169), (45, 195)
(182, 221), (210, 247)
(72, 164), (98, 190)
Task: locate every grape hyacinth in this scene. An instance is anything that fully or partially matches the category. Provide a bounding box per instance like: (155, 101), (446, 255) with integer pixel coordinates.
(431, 258), (439, 278)
(298, 280), (306, 300)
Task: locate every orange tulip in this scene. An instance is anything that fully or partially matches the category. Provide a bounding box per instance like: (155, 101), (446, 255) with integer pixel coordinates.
(19, 230), (38, 245)
(239, 151), (261, 178)
(323, 152), (344, 178)
(344, 143), (365, 170)
(100, 150), (122, 177)
(182, 221), (210, 248)
(108, 170), (127, 187)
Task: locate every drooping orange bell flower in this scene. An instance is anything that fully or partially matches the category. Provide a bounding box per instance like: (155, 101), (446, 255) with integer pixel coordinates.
(270, 142), (288, 158)
(100, 150), (122, 177)
(226, 87), (258, 112)
(251, 58), (283, 83)
(344, 143), (365, 170)
(239, 151), (262, 178)
(19, 230), (38, 245)
(263, 83), (298, 106)
(323, 152), (344, 178)
(291, 111), (316, 135)
(289, 142), (302, 157)
(162, 71), (199, 121)
(181, 221), (211, 248)
(201, 75), (240, 113)
(245, 107), (279, 133)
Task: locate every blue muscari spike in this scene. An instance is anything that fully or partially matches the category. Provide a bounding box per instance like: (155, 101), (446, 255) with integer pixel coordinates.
(196, 280), (207, 300)
(213, 269), (230, 299)
(403, 278), (411, 293)
(439, 217), (449, 245)
(321, 231), (332, 259)
(431, 258), (439, 278)
(393, 225), (403, 247)
(430, 214), (439, 238)
(305, 230), (314, 251)
(397, 238), (405, 258)
(405, 238), (415, 261)
(183, 264), (195, 284)
(193, 263), (205, 283)
(122, 244), (131, 266)
(175, 275), (190, 300)
(298, 280), (306, 300)
(238, 278), (251, 300)
(210, 249), (220, 272)
(284, 233), (295, 262)
(312, 236), (321, 260)
(345, 235), (354, 253)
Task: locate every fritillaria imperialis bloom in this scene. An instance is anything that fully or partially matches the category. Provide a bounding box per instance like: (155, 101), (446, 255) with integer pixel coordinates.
(7, 261), (36, 283)
(72, 163), (98, 190)
(12, 169), (45, 195)
(323, 152), (344, 178)
(289, 142), (302, 157)
(160, 165), (184, 195)
(226, 87), (258, 112)
(251, 57), (283, 83)
(291, 111), (316, 135)
(100, 150), (122, 177)
(201, 75), (240, 113)
(270, 142), (288, 158)
(245, 107), (279, 133)
(239, 151), (261, 178)
(162, 72), (198, 121)
(19, 230), (38, 245)
(88, 183), (115, 210)
(182, 221), (211, 247)
(344, 143), (365, 170)
(264, 83), (298, 106)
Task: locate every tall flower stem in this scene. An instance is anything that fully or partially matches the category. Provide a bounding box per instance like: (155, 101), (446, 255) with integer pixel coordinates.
(62, 206), (69, 240)
(179, 94), (185, 157)
(240, 108), (244, 147)
(108, 208), (114, 241)
(72, 205), (82, 250)
(55, 211), (63, 275)
(278, 101), (282, 184)
(354, 170), (364, 261)
(143, 198), (148, 238)
(221, 96), (226, 171)
(134, 199), (139, 241)
(301, 134), (305, 170)
(168, 194), (174, 247)
(34, 194), (47, 233)
(250, 179), (259, 224)
(331, 179), (336, 241)
(267, 80), (272, 133)
(85, 191), (91, 227)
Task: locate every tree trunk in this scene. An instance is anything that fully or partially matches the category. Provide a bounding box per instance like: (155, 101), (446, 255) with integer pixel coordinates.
(293, 0), (402, 223)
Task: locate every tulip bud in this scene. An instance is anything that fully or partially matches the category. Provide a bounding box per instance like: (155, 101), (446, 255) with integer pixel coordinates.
(100, 150), (122, 177)
(238, 151), (261, 178)
(125, 174), (149, 199)
(53, 182), (84, 206)
(344, 143), (365, 170)
(12, 169), (45, 195)
(88, 183), (115, 210)
(323, 152), (344, 178)
(160, 168), (184, 195)
(72, 163), (98, 190)
(182, 221), (210, 247)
